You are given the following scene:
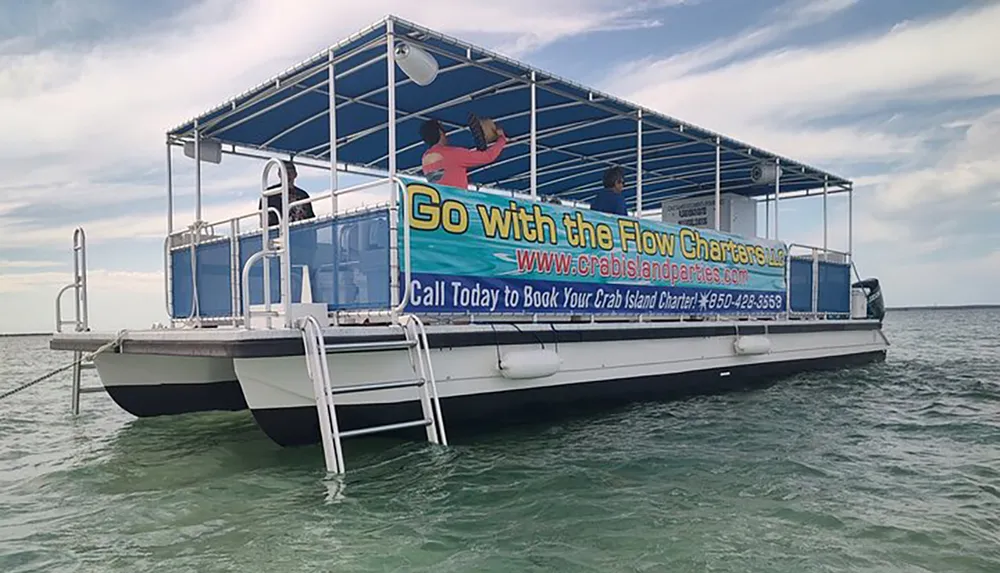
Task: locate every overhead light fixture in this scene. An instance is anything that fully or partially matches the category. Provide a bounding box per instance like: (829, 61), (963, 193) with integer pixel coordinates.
(394, 41), (439, 86)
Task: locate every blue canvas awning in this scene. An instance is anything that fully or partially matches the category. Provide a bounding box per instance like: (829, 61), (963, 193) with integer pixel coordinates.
(166, 15), (851, 212)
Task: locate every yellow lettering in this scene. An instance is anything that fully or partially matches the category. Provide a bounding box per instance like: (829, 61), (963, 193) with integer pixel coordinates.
(618, 219), (640, 253)
(477, 204), (515, 239)
(407, 183), (468, 234)
(409, 184), (441, 231)
(679, 227), (697, 260)
(709, 240), (722, 262)
(596, 224), (614, 251)
(442, 200), (468, 234)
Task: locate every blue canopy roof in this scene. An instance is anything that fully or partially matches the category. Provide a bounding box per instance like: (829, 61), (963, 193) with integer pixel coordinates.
(166, 15), (851, 211)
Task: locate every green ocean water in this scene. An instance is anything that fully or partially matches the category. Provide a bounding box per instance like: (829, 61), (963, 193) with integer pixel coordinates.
(1, 308), (999, 572)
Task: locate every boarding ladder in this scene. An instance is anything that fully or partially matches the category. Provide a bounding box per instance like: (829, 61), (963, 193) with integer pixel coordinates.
(298, 314), (448, 475)
(54, 227), (104, 414)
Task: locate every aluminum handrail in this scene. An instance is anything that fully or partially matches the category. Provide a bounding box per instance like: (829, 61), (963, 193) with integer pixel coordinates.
(390, 177), (412, 319)
(56, 227), (89, 333)
(241, 249), (278, 328)
(787, 242), (850, 259)
(784, 242), (856, 318)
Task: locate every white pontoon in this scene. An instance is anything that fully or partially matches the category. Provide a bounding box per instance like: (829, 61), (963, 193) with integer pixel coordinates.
(50, 15), (888, 474)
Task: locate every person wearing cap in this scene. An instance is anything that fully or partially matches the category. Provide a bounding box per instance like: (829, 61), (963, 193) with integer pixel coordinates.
(590, 166), (628, 216)
(419, 118), (507, 189)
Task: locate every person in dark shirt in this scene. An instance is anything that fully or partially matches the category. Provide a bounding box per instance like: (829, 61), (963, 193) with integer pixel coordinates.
(589, 165), (628, 216)
(258, 160), (315, 227)
(257, 159), (318, 302)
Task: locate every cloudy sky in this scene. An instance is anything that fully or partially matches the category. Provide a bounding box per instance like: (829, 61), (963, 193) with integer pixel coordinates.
(1, 0), (997, 333)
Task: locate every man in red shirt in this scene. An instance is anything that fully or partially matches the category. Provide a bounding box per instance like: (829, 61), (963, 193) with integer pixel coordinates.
(419, 119), (507, 189)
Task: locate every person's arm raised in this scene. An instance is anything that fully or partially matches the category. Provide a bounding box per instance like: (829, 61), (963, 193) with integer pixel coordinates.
(453, 131), (507, 168)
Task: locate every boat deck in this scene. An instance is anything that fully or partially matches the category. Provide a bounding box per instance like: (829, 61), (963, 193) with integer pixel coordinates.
(51, 317), (884, 358)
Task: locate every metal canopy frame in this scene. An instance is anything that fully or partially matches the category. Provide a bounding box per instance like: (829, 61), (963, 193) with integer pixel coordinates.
(165, 15), (853, 218)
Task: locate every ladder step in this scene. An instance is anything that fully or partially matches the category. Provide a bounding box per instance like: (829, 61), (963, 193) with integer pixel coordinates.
(322, 339), (416, 354)
(328, 379), (424, 395)
(80, 363), (96, 370)
(339, 418), (432, 439)
(78, 386), (105, 394)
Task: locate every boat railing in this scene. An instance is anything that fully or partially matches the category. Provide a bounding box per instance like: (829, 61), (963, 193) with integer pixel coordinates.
(785, 242), (854, 319)
(165, 173), (407, 328)
(164, 174), (869, 328)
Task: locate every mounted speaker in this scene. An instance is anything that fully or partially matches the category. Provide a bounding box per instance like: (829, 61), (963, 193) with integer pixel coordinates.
(750, 162), (782, 184)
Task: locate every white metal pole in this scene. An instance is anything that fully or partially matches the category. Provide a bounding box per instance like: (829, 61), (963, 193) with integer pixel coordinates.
(166, 140), (174, 235)
(530, 70), (537, 197)
(279, 161), (291, 328)
(387, 20), (399, 315)
(848, 184), (853, 263)
(636, 110), (643, 217)
(765, 193), (770, 239)
(328, 48), (339, 326)
(328, 49), (338, 214)
(194, 122), (202, 223)
(822, 176), (828, 258)
(387, 22), (396, 179)
(774, 158), (780, 240)
(714, 136), (721, 230)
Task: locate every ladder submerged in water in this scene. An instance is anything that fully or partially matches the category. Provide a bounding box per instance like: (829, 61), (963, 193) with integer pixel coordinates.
(298, 314), (448, 475)
(54, 227), (105, 415)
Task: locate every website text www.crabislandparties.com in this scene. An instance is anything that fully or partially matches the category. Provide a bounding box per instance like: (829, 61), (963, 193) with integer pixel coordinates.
(400, 179), (787, 315)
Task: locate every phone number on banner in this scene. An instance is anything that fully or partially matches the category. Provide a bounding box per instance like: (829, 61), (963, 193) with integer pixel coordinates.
(702, 291), (785, 312)
(404, 274), (785, 314)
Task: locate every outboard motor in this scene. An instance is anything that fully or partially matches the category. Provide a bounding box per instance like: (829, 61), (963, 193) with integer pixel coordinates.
(851, 277), (885, 321)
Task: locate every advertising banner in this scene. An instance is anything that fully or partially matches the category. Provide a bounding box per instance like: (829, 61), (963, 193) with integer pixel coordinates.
(398, 178), (787, 315)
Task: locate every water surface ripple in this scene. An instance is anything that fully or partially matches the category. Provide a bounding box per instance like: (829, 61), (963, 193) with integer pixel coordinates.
(2, 309), (998, 571)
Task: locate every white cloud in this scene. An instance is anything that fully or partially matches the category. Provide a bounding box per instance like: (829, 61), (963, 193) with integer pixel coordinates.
(0, 268), (166, 333)
(0, 0), (677, 173)
(614, 0), (859, 80)
(0, 176), (395, 251)
(4, 0), (1000, 332)
(0, 268), (161, 295)
(0, 0), (681, 246)
(611, 2), (1000, 164)
(605, 2), (1000, 307)
(0, 259), (64, 269)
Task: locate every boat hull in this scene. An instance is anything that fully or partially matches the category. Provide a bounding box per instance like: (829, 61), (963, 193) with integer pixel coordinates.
(91, 353), (246, 417)
(249, 350), (885, 446)
(231, 320), (888, 447)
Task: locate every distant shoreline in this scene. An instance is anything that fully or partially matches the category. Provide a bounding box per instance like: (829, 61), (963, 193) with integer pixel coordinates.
(0, 332), (52, 337)
(1, 304), (997, 337)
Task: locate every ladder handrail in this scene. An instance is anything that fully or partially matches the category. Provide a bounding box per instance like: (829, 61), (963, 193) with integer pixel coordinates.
(300, 315), (344, 473)
(260, 159), (293, 329)
(241, 249), (279, 329)
(401, 313), (447, 446)
(55, 227), (89, 333)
